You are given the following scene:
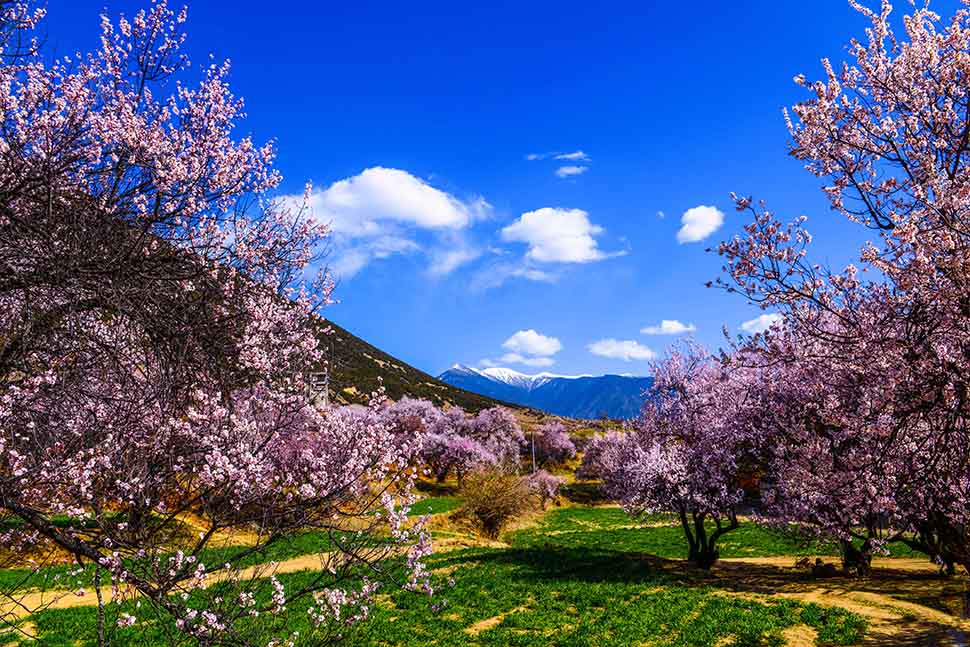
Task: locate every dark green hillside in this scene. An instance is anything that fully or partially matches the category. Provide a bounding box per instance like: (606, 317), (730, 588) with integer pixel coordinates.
(315, 319), (514, 412)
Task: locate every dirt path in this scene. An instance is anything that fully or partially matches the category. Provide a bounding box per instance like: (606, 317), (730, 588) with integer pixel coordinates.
(712, 556), (970, 646)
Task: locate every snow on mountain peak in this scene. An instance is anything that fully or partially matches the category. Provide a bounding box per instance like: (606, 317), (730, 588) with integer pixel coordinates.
(469, 366), (589, 391)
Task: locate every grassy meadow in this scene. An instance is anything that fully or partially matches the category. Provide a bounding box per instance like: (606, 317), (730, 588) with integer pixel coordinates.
(5, 481), (968, 647)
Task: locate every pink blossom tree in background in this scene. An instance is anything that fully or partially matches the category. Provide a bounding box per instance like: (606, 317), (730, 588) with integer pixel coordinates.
(717, 0), (970, 575)
(603, 343), (758, 569)
(468, 406), (527, 468)
(0, 2), (433, 643)
(532, 421), (577, 469)
(575, 431), (629, 482)
(418, 406), (523, 484)
(382, 396), (445, 456)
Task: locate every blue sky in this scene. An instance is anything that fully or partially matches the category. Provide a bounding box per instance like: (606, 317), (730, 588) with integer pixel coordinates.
(45, 0), (961, 376)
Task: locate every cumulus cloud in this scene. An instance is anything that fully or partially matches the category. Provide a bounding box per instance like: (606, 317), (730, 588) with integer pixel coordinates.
(425, 229), (483, 277)
(740, 313), (783, 334)
(328, 236), (420, 278)
(641, 319), (697, 335)
(502, 329), (562, 357)
(298, 167), (491, 277)
(555, 165), (589, 178)
(676, 205), (725, 243)
(310, 167), (490, 233)
(428, 246), (481, 276)
(500, 207), (619, 264)
(587, 338), (656, 361)
(478, 329), (562, 368)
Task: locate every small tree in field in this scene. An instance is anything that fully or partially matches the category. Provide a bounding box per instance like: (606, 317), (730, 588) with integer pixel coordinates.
(532, 421), (577, 468)
(604, 344), (755, 569)
(0, 2), (431, 644)
(524, 470), (565, 509)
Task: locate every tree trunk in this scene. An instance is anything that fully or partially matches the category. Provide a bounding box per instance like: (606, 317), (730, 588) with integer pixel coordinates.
(840, 539), (872, 576)
(677, 510), (739, 570)
(94, 564), (107, 647)
(679, 509), (699, 563)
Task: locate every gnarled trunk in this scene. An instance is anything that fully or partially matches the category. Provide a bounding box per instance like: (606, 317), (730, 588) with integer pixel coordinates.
(678, 508), (739, 570)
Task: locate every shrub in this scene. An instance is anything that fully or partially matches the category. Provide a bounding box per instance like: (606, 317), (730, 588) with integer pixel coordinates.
(459, 468), (533, 538)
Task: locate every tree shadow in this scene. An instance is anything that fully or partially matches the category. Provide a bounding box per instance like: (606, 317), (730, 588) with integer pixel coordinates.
(560, 482), (611, 505)
(432, 544), (691, 586)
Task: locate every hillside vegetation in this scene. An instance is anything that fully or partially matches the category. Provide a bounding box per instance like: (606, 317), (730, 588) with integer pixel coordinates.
(318, 319), (517, 412)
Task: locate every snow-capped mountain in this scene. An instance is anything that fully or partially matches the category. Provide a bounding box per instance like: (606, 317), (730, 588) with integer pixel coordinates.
(462, 366), (590, 391)
(438, 364), (652, 419)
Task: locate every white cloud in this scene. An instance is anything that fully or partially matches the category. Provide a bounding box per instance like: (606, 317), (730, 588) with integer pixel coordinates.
(468, 263), (560, 291)
(478, 329), (562, 368)
(641, 319), (697, 335)
(555, 165), (588, 178)
(740, 313), (783, 334)
(426, 230), (482, 276)
(428, 246), (481, 276)
(676, 205), (724, 243)
(526, 150), (590, 162)
(310, 167), (490, 234)
(656, 210), (665, 219)
(500, 207), (619, 263)
(587, 338), (656, 361)
(499, 353), (556, 367)
(502, 329), (562, 357)
(298, 167), (491, 277)
(554, 151), (590, 161)
(328, 236), (420, 278)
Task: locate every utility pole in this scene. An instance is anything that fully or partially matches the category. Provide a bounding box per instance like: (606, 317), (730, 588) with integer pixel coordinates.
(531, 428), (537, 474)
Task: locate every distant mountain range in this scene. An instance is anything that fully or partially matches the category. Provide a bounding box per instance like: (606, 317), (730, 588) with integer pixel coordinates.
(437, 365), (653, 419)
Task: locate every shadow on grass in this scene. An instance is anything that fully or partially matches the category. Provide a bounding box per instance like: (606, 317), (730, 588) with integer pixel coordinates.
(560, 482), (611, 505)
(415, 480), (458, 497)
(431, 544), (686, 586)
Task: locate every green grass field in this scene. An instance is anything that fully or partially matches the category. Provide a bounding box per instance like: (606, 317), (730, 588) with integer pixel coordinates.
(16, 545), (864, 647)
(3, 502), (883, 646)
